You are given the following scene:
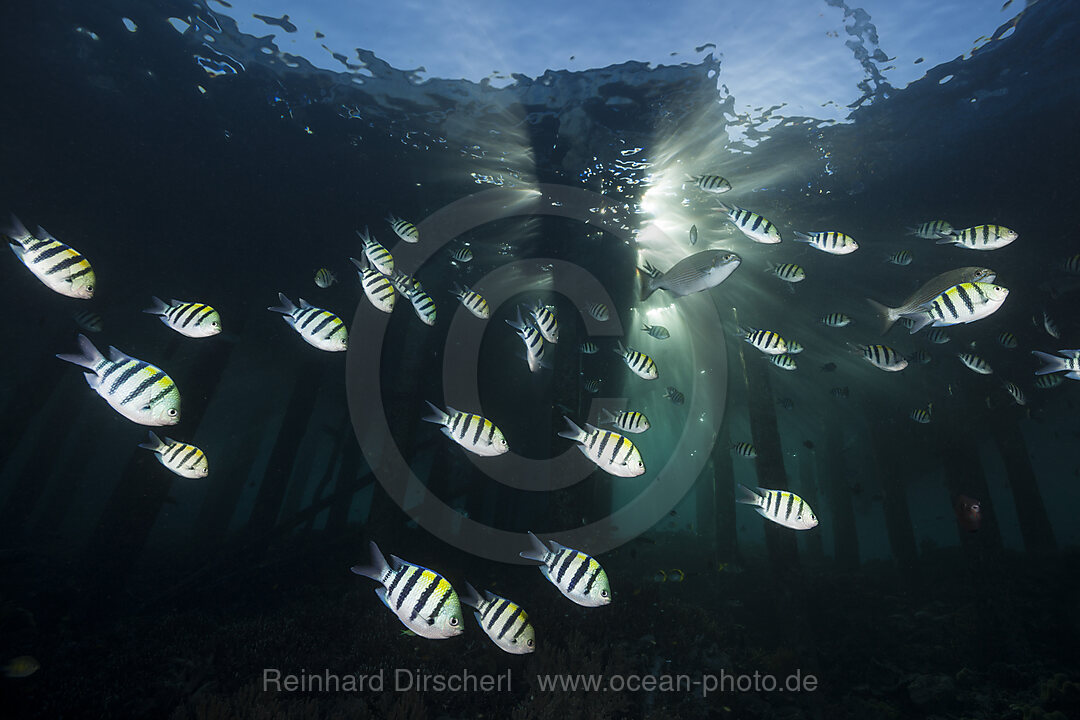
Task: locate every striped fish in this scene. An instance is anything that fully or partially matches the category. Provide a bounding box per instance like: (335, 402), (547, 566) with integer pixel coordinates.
(580, 341), (598, 354)
(717, 203), (781, 244)
(460, 582), (535, 654)
(736, 484), (818, 530)
(690, 174), (732, 194)
(615, 341), (659, 380)
(910, 403), (932, 424)
(907, 220), (953, 239)
(957, 353), (993, 375)
(267, 293), (347, 351)
(898, 317), (917, 329)
(423, 401), (509, 457)
(1035, 374), (1064, 389)
(143, 297), (221, 338)
(599, 408), (650, 434)
(357, 227), (394, 275)
(1031, 350), (1080, 379)
(386, 213), (419, 243)
(558, 416), (645, 478)
(997, 331), (1019, 349)
(73, 309), (103, 333)
(664, 386), (685, 405)
(642, 323), (669, 340)
(732, 442), (757, 458)
(1064, 254), (1080, 275)
(583, 378), (602, 393)
(519, 531), (611, 607)
(4, 215), (95, 299)
(450, 246), (473, 263)
(138, 431), (208, 478)
(350, 542), (463, 639)
(927, 329), (950, 344)
(529, 302), (559, 343)
(901, 282), (1009, 333)
(56, 334), (180, 425)
(821, 313), (852, 328)
(831, 386), (849, 399)
(766, 262), (805, 283)
(314, 268), (337, 288)
(887, 250), (913, 266)
(908, 350), (932, 365)
(866, 267), (996, 335)
(787, 340), (804, 355)
(452, 284), (490, 319)
(739, 326), (788, 355)
(1040, 310), (1060, 339)
(770, 353), (798, 371)
(793, 230), (858, 255)
(587, 302), (610, 321)
(350, 256), (396, 313)
(389, 270), (423, 296)
(1003, 382), (1026, 406)
(852, 344), (908, 371)
(400, 279), (436, 326)
(939, 224), (1017, 250)
(506, 308), (547, 372)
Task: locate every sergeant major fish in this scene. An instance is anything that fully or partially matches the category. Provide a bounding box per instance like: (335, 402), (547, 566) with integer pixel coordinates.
(599, 408), (650, 433)
(736, 484), (818, 530)
(689, 174), (732, 194)
(143, 297), (222, 338)
(866, 266), (996, 334)
(557, 416), (645, 477)
(350, 255), (396, 314)
(268, 293), (348, 351)
(357, 227), (394, 275)
(452, 284), (490, 319)
(793, 230), (858, 255)
(901, 282), (1009, 333)
(615, 341), (659, 380)
(851, 343), (908, 372)
(4, 214), (95, 299)
(938, 224), (1018, 251)
(459, 582), (535, 654)
(423, 401), (509, 457)
(138, 431), (209, 477)
(519, 531), (611, 607)
(386, 213), (419, 243)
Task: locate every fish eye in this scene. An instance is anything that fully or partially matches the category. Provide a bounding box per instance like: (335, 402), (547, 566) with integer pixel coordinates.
(449, 617), (459, 626)
(600, 589), (608, 597)
(527, 639), (534, 647)
(167, 408), (178, 417)
(86, 285), (94, 293)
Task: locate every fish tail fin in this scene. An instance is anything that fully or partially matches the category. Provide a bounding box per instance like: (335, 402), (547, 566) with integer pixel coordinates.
(735, 483), (763, 507)
(459, 581), (482, 609)
(637, 264), (659, 301)
(1032, 350), (1068, 375)
(519, 531), (551, 564)
(715, 201), (731, 213)
(349, 255), (368, 273)
(267, 292), (297, 316)
(142, 296), (170, 316)
(866, 297), (899, 335)
(422, 400), (449, 425)
(935, 234), (960, 245)
(793, 231), (812, 243)
(350, 541), (391, 583)
(557, 415), (587, 443)
(599, 408), (615, 425)
(138, 431), (166, 452)
(56, 333), (105, 371)
(1, 214), (32, 246)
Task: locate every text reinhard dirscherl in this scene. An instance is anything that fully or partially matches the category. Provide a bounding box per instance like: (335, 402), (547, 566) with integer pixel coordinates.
(263, 668), (818, 697)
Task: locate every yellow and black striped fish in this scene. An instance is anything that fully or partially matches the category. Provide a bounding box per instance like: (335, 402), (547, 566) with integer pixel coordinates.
(997, 331), (1018, 349)
(599, 408), (650, 434)
(404, 284), (436, 326)
(507, 308), (547, 372)
(770, 353), (798, 370)
(386, 213), (419, 243)
(350, 256), (396, 313)
(143, 297), (222, 338)
(690, 174), (732, 194)
(558, 416), (644, 477)
(56, 334), (180, 426)
(5, 215), (95, 299)
(821, 313), (852, 328)
(732, 442), (757, 458)
(357, 227), (394, 275)
(739, 326), (788, 355)
(957, 352), (992, 375)
(903, 282), (1009, 333)
(139, 431), (209, 477)
(451, 284), (489, 319)
(851, 343), (908, 371)
(460, 582), (535, 654)
(423, 401), (508, 456)
(907, 220), (953, 239)
(664, 386), (685, 405)
(794, 230), (858, 255)
(351, 542), (463, 639)
(587, 302), (610, 321)
(615, 341), (658, 380)
(766, 262), (805, 283)
(529, 302), (559, 343)
(314, 268), (337, 288)
(718, 203), (781, 244)
(267, 293), (347, 352)
(1064, 254), (1080, 275)
(736, 484), (818, 530)
(910, 403), (932, 424)
(939, 224), (1017, 250)
(520, 531), (611, 607)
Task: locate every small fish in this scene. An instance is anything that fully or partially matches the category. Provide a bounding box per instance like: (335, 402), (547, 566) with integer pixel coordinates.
(736, 484), (818, 530)
(786, 339), (804, 355)
(793, 230), (858, 255)
(739, 326), (788, 355)
(652, 570), (668, 583)
(927, 329), (951, 344)
(2, 656), (39, 679)
(907, 220), (954, 239)
(615, 341), (659, 380)
(423, 401), (509, 456)
(138, 431), (209, 478)
(1034, 374), (1064, 389)
(732, 442), (757, 459)
(953, 495), (982, 532)
(587, 302), (611, 321)
(4, 215), (95, 299)
(450, 246), (474, 263)
(1064, 253), (1080, 275)
(350, 542), (463, 639)
(831, 386), (850, 399)
(867, 267), (997, 334)
(910, 403), (933, 424)
(664, 386), (685, 405)
(642, 323), (670, 340)
(600, 408), (650, 433)
(143, 297), (222, 338)
(1040, 310), (1060, 339)
(770, 353), (798, 371)
(401, 278), (437, 326)
(908, 349), (932, 365)
(268, 293), (348, 351)
(357, 227), (394, 275)
(557, 416), (645, 477)
(638, 250), (742, 299)
(1031, 349), (1080, 379)
(938, 225), (1018, 250)
(73, 309), (103, 333)
(777, 397), (795, 410)
(690, 174), (732, 193)
(520, 531), (611, 607)
(350, 256), (396, 314)
(957, 352), (993, 374)
(852, 344), (908, 371)
(529, 302), (559, 343)
(386, 213), (419, 243)
(766, 262), (806, 283)
(689, 224), (698, 245)
(717, 203), (781, 244)
(898, 317), (917, 329)
(997, 331), (1019, 349)
(507, 308), (547, 372)
(314, 268), (337, 288)
(452, 284), (490, 319)
(821, 313), (852, 328)
(886, 250), (913, 266)
(901, 282), (1009, 333)
(583, 378), (602, 393)
(56, 334), (181, 425)
(459, 582), (535, 654)
(666, 569), (685, 582)
(580, 341), (598, 354)
(1003, 381), (1026, 406)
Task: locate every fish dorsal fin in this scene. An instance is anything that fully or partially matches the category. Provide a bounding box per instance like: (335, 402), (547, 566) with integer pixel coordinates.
(584, 423), (601, 435)
(388, 554), (407, 571)
(107, 346), (132, 363)
(298, 298), (313, 310)
(164, 436), (180, 446)
(445, 405), (461, 417)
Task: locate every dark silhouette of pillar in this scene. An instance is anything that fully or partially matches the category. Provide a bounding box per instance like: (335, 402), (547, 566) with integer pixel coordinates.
(796, 449), (824, 562)
(863, 398), (918, 579)
(823, 418), (858, 568)
(989, 413), (1057, 555)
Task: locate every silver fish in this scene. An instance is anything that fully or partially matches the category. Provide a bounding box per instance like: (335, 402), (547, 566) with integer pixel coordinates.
(866, 266), (996, 334)
(638, 250), (741, 300)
